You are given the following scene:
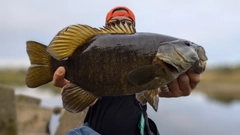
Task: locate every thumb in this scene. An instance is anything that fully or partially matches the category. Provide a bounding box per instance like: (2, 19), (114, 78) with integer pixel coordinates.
(52, 66), (69, 88)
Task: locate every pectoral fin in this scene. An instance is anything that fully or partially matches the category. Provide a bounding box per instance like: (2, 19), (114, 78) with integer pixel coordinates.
(62, 83), (99, 113)
(136, 89), (159, 112)
(127, 65), (158, 85)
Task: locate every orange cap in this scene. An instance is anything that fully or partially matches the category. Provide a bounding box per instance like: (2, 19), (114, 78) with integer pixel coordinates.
(106, 6), (135, 24)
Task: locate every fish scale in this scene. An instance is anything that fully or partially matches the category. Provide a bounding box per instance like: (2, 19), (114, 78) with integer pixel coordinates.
(26, 23), (207, 112)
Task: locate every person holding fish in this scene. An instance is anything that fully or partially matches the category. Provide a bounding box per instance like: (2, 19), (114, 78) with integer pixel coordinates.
(50, 6), (204, 135)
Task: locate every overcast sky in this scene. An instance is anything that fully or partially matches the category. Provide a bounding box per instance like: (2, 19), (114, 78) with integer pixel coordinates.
(1, 0), (239, 68)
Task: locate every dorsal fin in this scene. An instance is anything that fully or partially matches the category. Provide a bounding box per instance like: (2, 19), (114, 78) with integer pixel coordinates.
(47, 23), (136, 60)
(47, 25), (100, 60)
(100, 23), (136, 34)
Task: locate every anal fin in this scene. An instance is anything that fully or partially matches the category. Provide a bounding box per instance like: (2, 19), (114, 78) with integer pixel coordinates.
(62, 83), (99, 113)
(136, 89), (159, 111)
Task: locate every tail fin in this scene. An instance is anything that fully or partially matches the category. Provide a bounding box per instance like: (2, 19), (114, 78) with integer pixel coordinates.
(26, 41), (53, 88)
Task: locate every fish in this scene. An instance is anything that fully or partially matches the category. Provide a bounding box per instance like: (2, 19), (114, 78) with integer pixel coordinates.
(26, 23), (208, 113)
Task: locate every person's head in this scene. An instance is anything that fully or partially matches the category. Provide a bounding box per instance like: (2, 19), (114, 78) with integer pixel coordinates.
(105, 6), (135, 27)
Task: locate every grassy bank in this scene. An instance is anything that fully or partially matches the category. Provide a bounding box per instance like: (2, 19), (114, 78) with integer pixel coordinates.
(196, 66), (240, 103)
(1, 66), (240, 102)
(0, 69), (61, 93)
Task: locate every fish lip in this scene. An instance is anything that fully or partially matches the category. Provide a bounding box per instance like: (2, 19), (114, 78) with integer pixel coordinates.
(192, 46), (208, 73)
(152, 53), (180, 76)
(162, 60), (180, 74)
(155, 40), (200, 73)
(155, 53), (182, 73)
(156, 40), (208, 75)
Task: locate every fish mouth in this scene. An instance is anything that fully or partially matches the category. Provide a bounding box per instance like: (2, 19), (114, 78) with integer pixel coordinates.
(160, 60), (180, 73)
(156, 49), (190, 73)
(191, 46), (208, 73)
(152, 54), (181, 82)
(155, 40), (200, 74)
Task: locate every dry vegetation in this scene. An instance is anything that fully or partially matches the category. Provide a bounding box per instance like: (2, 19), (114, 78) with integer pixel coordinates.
(0, 69), (61, 93)
(1, 66), (240, 102)
(196, 66), (240, 103)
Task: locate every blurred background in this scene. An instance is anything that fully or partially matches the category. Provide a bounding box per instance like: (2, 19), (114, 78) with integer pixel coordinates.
(0, 0), (239, 135)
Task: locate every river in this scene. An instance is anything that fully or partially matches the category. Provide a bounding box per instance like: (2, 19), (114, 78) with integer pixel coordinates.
(15, 87), (240, 135)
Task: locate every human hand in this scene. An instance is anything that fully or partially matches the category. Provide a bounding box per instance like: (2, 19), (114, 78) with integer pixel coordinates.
(52, 66), (69, 88)
(159, 68), (201, 97)
(53, 66), (98, 106)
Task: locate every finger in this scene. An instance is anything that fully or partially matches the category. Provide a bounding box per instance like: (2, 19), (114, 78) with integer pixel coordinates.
(159, 79), (181, 97)
(187, 68), (201, 89)
(52, 66), (69, 88)
(178, 73), (191, 96)
(159, 90), (173, 97)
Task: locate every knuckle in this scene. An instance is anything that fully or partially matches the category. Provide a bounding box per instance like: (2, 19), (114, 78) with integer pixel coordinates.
(182, 91), (191, 96)
(170, 91), (182, 97)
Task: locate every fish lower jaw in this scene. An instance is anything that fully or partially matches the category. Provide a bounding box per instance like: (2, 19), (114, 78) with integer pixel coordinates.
(153, 56), (180, 74)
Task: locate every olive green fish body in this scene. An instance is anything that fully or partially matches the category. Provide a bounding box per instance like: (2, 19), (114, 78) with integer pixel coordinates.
(61, 33), (178, 96)
(26, 23), (208, 113)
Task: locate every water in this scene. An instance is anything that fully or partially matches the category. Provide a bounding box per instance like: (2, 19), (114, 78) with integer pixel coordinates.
(15, 87), (240, 135)
(147, 92), (240, 135)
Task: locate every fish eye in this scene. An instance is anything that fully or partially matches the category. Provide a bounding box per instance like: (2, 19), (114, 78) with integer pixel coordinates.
(184, 41), (191, 46)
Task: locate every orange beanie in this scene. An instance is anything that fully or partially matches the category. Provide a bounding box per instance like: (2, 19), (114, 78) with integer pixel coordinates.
(106, 6), (135, 24)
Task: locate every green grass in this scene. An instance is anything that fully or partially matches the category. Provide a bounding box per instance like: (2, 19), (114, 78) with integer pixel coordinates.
(199, 66), (240, 85)
(0, 69), (27, 85)
(1, 66), (240, 102)
(0, 69), (61, 93)
(196, 66), (240, 103)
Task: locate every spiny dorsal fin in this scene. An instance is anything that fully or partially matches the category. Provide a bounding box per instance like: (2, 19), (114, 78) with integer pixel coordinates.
(47, 25), (100, 60)
(100, 23), (136, 34)
(47, 23), (136, 60)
